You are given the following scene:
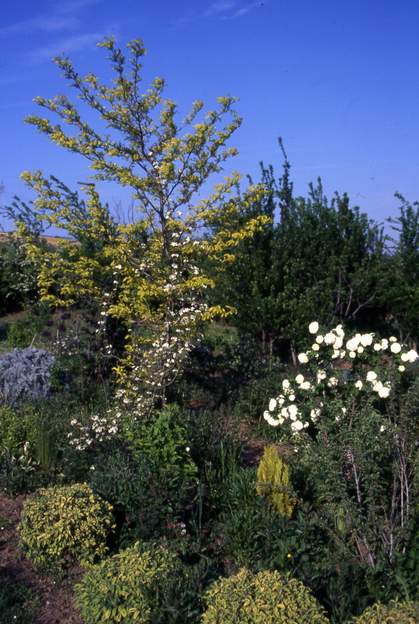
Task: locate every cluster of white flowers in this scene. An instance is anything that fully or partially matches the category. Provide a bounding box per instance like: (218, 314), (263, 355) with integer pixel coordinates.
(264, 321), (418, 434)
(115, 223), (210, 419)
(67, 410), (121, 451)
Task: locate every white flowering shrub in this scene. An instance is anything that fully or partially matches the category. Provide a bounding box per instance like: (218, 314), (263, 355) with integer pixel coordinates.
(264, 323), (417, 434)
(67, 407), (121, 451)
(264, 322), (418, 568)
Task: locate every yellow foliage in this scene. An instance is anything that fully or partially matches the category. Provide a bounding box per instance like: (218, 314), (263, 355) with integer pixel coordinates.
(256, 445), (295, 517)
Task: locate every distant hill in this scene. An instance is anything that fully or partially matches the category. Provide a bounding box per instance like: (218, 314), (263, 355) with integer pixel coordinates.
(0, 232), (74, 247)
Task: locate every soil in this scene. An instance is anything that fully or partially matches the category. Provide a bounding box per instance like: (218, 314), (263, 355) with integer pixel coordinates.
(0, 494), (83, 624)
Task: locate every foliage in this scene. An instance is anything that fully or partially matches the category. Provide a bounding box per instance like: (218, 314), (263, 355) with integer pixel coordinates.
(202, 568), (329, 623)
(386, 195), (419, 343)
(128, 404), (197, 487)
(4, 304), (50, 348)
(0, 347), (55, 405)
(352, 600), (419, 623)
(18, 483), (114, 571)
(88, 446), (170, 541)
(210, 153), (388, 360)
(9, 37), (269, 420)
(0, 575), (40, 624)
(0, 232), (40, 315)
(217, 463), (298, 570)
(0, 403), (52, 493)
(75, 541), (188, 624)
(265, 322), (418, 571)
(256, 445), (294, 517)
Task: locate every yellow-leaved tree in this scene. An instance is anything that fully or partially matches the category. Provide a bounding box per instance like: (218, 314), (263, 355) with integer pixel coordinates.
(12, 37), (270, 419)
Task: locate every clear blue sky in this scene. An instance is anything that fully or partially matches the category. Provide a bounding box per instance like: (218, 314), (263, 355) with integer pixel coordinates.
(1, 0), (418, 229)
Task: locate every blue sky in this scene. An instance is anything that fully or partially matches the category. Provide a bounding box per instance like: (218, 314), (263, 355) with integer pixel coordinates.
(1, 0), (418, 229)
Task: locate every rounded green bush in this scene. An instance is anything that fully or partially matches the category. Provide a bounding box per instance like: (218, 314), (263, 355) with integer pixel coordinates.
(202, 568), (329, 623)
(75, 542), (182, 624)
(18, 483), (114, 571)
(352, 600), (419, 623)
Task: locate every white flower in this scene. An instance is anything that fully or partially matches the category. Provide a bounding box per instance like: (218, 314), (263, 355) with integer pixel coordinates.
(390, 342), (401, 354)
(282, 379), (290, 389)
(380, 425), (386, 432)
(269, 398), (277, 412)
(331, 350), (340, 359)
(316, 334), (324, 344)
(310, 408), (321, 421)
(324, 332), (336, 345)
(381, 339), (389, 350)
(355, 380), (363, 389)
(317, 370), (327, 382)
(366, 371), (378, 382)
(346, 336), (360, 351)
(312, 343), (320, 351)
(378, 386), (390, 399)
(389, 336), (397, 343)
(291, 420), (304, 432)
(334, 336), (343, 349)
(357, 346), (364, 354)
(406, 349), (418, 363)
(373, 343), (381, 351)
(372, 380), (383, 393)
(288, 404), (299, 419)
(295, 374), (305, 385)
(328, 377), (338, 387)
(309, 321), (319, 334)
(334, 324), (345, 337)
(298, 352), (309, 364)
(398, 365), (406, 372)
(288, 394), (296, 402)
(300, 381), (311, 390)
(360, 333), (373, 347)
(349, 351), (356, 358)
(264, 412), (280, 427)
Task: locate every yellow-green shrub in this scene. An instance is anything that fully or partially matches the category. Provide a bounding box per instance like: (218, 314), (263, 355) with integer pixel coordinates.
(352, 600), (419, 623)
(202, 568), (328, 623)
(75, 542), (181, 623)
(256, 445), (294, 517)
(18, 483), (113, 571)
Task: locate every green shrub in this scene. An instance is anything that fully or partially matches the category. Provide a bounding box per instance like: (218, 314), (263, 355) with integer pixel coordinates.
(88, 447), (170, 541)
(352, 600), (419, 623)
(256, 445), (294, 517)
(75, 542), (184, 623)
(219, 464), (295, 569)
(0, 399), (80, 493)
(202, 568), (329, 623)
(18, 483), (114, 571)
(6, 320), (35, 348)
(129, 405), (197, 486)
(6, 306), (50, 348)
(123, 405), (198, 531)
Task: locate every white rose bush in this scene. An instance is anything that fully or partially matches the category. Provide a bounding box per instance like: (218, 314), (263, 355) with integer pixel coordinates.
(264, 322), (418, 568)
(264, 323), (417, 434)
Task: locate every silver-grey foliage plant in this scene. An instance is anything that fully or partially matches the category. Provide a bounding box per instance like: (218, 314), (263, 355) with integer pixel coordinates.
(0, 348), (55, 405)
